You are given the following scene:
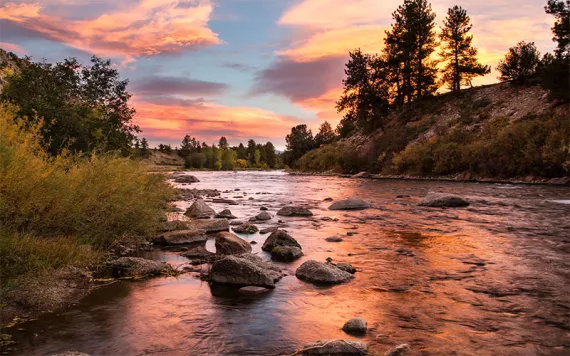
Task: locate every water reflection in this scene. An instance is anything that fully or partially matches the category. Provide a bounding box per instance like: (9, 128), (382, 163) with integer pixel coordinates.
(7, 171), (570, 355)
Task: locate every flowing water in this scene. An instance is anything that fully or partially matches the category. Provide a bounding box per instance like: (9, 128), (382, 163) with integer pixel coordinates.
(6, 171), (570, 355)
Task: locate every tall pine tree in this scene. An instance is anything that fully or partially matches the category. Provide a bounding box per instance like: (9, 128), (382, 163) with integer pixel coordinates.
(440, 6), (490, 92)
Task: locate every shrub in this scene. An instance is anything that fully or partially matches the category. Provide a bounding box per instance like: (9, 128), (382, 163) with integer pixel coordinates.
(497, 41), (541, 84)
(0, 104), (174, 248)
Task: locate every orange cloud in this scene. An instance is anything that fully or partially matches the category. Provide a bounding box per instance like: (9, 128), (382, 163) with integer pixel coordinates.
(0, 0), (221, 60)
(133, 99), (301, 146)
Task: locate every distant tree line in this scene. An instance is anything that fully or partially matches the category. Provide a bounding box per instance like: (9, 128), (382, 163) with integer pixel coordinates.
(282, 0), (569, 167)
(167, 135), (280, 170)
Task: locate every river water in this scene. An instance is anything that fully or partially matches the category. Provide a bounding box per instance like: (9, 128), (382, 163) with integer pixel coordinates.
(7, 171), (570, 355)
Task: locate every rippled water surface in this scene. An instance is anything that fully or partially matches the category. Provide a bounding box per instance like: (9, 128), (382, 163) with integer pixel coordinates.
(8, 171), (570, 355)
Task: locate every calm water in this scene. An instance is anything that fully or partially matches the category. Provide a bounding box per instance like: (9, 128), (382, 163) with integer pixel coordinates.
(7, 171), (570, 355)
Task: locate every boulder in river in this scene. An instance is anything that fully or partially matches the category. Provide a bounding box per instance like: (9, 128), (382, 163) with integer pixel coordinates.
(172, 175), (200, 184)
(215, 209), (237, 219)
(271, 246), (303, 262)
(418, 192), (469, 207)
(191, 218), (229, 233)
(296, 260), (354, 284)
(342, 317), (367, 334)
(260, 226), (279, 234)
(209, 254), (282, 288)
(153, 229), (207, 245)
(328, 197), (371, 210)
(299, 340), (368, 355)
(325, 236), (343, 243)
(232, 223), (259, 234)
(212, 198), (239, 205)
(230, 220), (244, 226)
(185, 199), (216, 218)
(255, 211), (273, 221)
(276, 206), (313, 217)
(262, 230), (302, 252)
(335, 263), (356, 274)
(215, 232), (252, 255)
(181, 245), (214, 259)
(107, 257), (173, 278)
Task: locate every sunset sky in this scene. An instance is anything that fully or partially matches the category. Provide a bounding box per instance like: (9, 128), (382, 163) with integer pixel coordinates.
(0, 0), (556, 148)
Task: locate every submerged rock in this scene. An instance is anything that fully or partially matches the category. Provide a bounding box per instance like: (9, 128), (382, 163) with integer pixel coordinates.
(172, 175), (200, 184)
(209, 255), (282, 288)
(185, 199), (216, 218)
(230, 220), (245, 226)
(181, 245), (214, 259)
(255, 211), (273, 221)
(271, 246), (303, 262)
(215, 208), (237, 219)
(419, 192), (469, 207)
(385, 344), (411, 356)
(342, 317), (367, 334)
(328, 197), (371, 210)
(300, 340), (368, 355)
(335, 263), (356, 274)
(260, 226), (279, 234)
(232, 223), (259, 234)
(277, 206), (313, 217)
(325, 236), (344, 242)
(212, 198), (239, 205)
(153, 229), (207, 245)
(262, 230), (302, 252)
(107, 257), (173, 278)
(296, 260), (354, 284)
(215, 232), (252, 255)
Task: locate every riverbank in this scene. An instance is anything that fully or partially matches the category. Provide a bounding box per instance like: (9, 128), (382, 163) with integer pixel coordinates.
(288, 170), (570, 186)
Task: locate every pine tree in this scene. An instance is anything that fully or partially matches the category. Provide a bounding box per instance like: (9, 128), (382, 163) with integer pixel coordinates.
(440, 6), (490, 92)
(179, 135), (192, 157)
(545, 0), (570, 57)
(384, 0), (439, 102)
(218, 136), (228, 150)
(315, 121), (336, 146)
(140, 138), (150, 158)
(497, 41), (541, 84)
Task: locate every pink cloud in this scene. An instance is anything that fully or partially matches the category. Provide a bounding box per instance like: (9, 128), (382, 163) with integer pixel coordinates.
(0, 42), (28, 55)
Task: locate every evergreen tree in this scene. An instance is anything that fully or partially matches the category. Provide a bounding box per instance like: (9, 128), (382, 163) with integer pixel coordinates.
(140, 138), (150, 158)
(246, 139), (257, 165)
(283, 124), (315, 166)
(440, 6), (490, 92)
(263, 142), (277, 168)
(314, 121), (336, 146)
(541, 0), (570, 101)
(237, 143), (247, 159)
(545, 0), (570, 57)
(219, 136), (229, 150)
(497, 41), (540, 84)
(179, 135), (192, 157)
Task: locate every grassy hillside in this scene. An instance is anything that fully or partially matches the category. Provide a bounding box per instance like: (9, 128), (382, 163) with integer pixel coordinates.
(297, 83), (569, 180)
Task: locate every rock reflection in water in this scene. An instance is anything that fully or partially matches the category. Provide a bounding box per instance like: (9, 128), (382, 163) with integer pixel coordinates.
(6, 171), (570, 356)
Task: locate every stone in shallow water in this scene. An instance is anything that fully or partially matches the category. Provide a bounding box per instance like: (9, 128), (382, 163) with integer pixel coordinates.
(271, 246), (303, 262)
(255, 211), (273, 221)
(328, 197), (371, 210)
(295, 260), (354, 285)
(232, 223), (259, 234)
(152, 229), (207, 245)
(209, 255), (282, 288)
(172, 175), (200, 184)
(215, 208), (237, 219)
(277, 206), (313, 216)
(300, 340), (368, 355)
(342, 317), (367, 334)
(107, 257), (172, 278)
(215, 232), (252, 255)
(385, 344), (411, 356)
(335, 263), (356, 274)
(325, 236), (344, 242)
(418, 192), (469, 207)
(262, 230), (302, 251)
(185, 199), (216, 218)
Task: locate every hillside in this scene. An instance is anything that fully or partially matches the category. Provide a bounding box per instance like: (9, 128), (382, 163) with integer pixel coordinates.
(142, 150), (185, 168)
(297, 82), (570, 182)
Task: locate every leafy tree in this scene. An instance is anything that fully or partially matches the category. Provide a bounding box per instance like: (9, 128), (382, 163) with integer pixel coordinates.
(284, 124), (316, 166)
(315, 121), (336, 146)
(222, 149), (236, 170)
(1, 56), (138, 154)
(218, 136), (229, 150)
(497, 41), (541, 84)
(336, 50), (391, 132)
(440, 6), (490, 92)
(253, 149), (261, 167)
(545, 0), (570, 57)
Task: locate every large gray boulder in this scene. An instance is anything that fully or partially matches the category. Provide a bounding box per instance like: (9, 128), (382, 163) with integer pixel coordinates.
(192, 218), (230, 233)
(418, 192), (469, 207)
(296, 260), (354, 284)
(271, 246), (303, 262)
(173, 175), (200, 184)
(277, 206), (313, 216)
(152, 229), (207, 245)
(215, 209), (237, 219)
(215, 232), (252, 255)
(185, 199), (216, 218)
(107, 257), (173, 278)
(300, 340), (368, 355)
(209, 255), (282, 288)
(328, 197), (371, 210)
(262, 230), (301, 252)
(342, 317), (367, 334)
(232, 223), (259, 234)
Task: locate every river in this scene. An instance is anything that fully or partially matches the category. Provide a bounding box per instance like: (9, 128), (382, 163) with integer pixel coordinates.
(7, 171), (570, 355)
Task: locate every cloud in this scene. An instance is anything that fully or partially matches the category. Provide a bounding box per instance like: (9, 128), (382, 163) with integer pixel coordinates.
(131, 76), (228, 96)
(253, 56), (346, 102)
(133, 98), (301, 147)
(0, 41), (28, 55)
(0, 0), (221, 60)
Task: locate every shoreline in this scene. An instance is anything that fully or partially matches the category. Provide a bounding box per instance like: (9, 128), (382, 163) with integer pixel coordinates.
(287, 171), (570, 187)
